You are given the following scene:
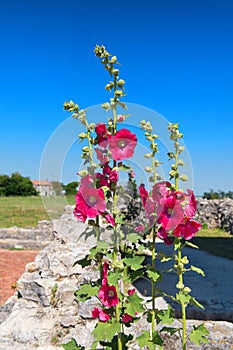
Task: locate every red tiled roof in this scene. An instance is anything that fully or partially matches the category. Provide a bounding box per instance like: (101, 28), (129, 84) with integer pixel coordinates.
(31, 180), (53, 186)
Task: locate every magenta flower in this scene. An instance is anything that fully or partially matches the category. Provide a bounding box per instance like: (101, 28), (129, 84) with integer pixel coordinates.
(122, 313), (133, 323)
(102, 262), (109, 286)
(139, 184), (149, 207)
(92, 307), (111, 322)
(127, 288), (136, 296)
(157, 193), (184, 231)
(157, 227), (173, 245)
(95, 123), (110, 148)
(173, 217), (201, 240)
(109, 169), (119, 183)
(96, 172), (109, 188)
(104, 213), (115, 226)
(98, 284), (119, 307)
(74, 187), (106, 222)
(109, 129), (137, 160)
(184, 189), (197, 217)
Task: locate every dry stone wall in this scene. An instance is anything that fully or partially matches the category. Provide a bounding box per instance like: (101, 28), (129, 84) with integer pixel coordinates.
(195, 198), (233, 234)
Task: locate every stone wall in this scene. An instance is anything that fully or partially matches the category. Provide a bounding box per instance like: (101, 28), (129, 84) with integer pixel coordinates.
(0, 220), (53, 249)
(195, 198), (233, 234)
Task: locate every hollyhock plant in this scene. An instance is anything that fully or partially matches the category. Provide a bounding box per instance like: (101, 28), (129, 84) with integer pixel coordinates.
(109, 128), (137, 161)
(62, 44), (208, 350)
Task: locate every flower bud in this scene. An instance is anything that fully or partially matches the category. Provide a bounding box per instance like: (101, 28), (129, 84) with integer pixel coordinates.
(145, 167), (152, 173)
(179, 174), (188, 181)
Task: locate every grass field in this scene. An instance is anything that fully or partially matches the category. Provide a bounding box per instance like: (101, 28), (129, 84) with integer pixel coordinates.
(0, 196), (232, 259)
(0, 195), (75, 227)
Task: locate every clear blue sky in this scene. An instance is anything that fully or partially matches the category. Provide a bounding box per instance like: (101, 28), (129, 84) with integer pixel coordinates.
(0, 0), (233, 195)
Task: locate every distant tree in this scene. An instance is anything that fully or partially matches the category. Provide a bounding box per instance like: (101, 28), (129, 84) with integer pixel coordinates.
(51, 181), (63, 196)
(0, 175), (9, 196)
(4, 172), (37, 196)
(203, 189), (233, 200)
(64, 181), (79, 196)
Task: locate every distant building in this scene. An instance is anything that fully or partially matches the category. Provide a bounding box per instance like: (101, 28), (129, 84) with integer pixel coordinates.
(31, 180), (55, 196)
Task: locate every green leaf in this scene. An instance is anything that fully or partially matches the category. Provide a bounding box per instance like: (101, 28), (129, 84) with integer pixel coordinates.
(137, 330), (163, 350)
(75, 284), (99, 302)
(88, 241), (109, 259)
(125, 292), (145, 316)
(185, 241), (199, 249)
(176, 292), (191, 305)
(189, 324), (209, 345)
(127, 233), (142, 243)
(157, 306), (174, 325)
(107, 271), (122, 285)
(147, 270), (161, 283)
(92, 320), (121, 342)
(124, 256), (145, 271)
(190, 265), (205, 276)
(73, 256), (91, 267)
(160, 326), (180, 335)
(152, 331), (163, 348)
(62, 338), (84, 350)
(190, 296), (205, 309)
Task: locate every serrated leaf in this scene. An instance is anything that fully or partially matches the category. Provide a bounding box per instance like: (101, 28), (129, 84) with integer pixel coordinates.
(124, 256), (145, 271)
(190, 265), (205, 276)
(92, 320), (121, 342)
(75, 284), (99, 301)
(147, 270), (161, 283)
(189, 324), (209, 345)
(127, 233), (141, 243)
(107, 271), (122, 285)
(125, 292), (144, 316)
(152, 331), (163, 348)
(157, 306), (174, 325)
(62, 338), (84, 350)
(137, 331), (154, 350)
(176, 292), (191, 305)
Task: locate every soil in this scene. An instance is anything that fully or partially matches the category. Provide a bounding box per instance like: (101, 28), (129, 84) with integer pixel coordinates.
(0, 249), (39, 306)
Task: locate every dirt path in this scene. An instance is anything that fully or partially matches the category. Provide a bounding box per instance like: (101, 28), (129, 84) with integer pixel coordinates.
(0, 249), (39, 306)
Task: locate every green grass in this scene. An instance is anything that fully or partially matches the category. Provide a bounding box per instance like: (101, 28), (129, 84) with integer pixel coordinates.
(0, 195), (75, 228)
(191, 228), (233, 260)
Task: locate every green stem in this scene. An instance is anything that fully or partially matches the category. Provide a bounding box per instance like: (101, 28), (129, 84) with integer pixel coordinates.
(177, 241), (187, 350)
(151, 225), (157, 340)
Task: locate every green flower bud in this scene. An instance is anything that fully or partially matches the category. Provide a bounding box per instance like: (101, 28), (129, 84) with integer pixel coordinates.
(112, 68), (119, 76)
(145, 167), (152, 173)
(144, 153), (152, 158)
(78, 170), (88, 177)
(117, 79), (125, 88)
(78, 133), (87, 139)
(110, 55), (117, 63)
(101, 102), (111, 111)
(178, 159), (185, 166)
(179, 174), (188, 181)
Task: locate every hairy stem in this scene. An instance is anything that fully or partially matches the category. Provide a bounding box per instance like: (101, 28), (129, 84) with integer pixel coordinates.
(151, 225), (157, 340)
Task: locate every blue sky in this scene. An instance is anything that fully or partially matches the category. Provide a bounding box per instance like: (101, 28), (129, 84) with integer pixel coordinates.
(0, 0), (233, 195)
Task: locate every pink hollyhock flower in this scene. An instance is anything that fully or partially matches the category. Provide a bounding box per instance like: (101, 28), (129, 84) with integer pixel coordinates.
(109, 169), (119, 183)
(96, 173), (109, 188)
(95, 148), (109, 165)
(184, 189), (197, 217)
(122, 313), (133, 323)
(117, 114), (125, 122)
(105, 213), (115, 226)
(173, 217), (201, 240)
(96, 123), (107, 135)
(134, 225), (145, 232)
(157, 193), (184, 231)
(152, 181), (171, 205)
(109, 129), (137, 160)
(103, 163), (112, 175)
(157, 227), (173, 245)
(98, 284), (119, 307)
(74, 187), (106, 221)
(128, 288), (136, 296)
(139, 184), (149, 207)
(92, 307), (111, 322)
(102, 262), (109, 286)
(95, 123), (110, 148)
(80, 174), (94, 189)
